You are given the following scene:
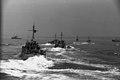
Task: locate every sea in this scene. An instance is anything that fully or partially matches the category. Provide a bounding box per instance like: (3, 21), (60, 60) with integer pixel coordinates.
(0, 37), (120, 80)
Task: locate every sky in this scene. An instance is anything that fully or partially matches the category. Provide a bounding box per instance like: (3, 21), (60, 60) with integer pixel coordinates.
(2, 0), (120, 39)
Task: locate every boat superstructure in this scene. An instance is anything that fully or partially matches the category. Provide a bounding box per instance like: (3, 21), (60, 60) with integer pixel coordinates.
(86, 36), (91, 43)
(54, 32), (66, 48)
(112, 39), (120, 42)
(11, 35), (22, 39)
(19, 24), (46, 60)
(48, 32), (66, 48)
(48, 33), (59, 44)
(112, 37), (120, 42)
(76, 36), (79, 42)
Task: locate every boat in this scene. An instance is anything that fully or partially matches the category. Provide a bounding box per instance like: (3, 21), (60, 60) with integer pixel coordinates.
(11, 35), (22, 39)
(86, 36), (91, 43)
(73, 36), (81, 45)
(47, 32), (75, 50)
(76, 36), (79, 42)
(48, 33), (59, 44)
(112, 39), (120, 42)
(54, 32), (66, 48)
(19, 24), (46, 60)
(48, 32), (66, 48)
(47, 32), (75, 51)
(112, 33), (120, 42)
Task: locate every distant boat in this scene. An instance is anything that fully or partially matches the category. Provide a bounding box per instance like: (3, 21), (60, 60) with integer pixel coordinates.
(48, 33), (59, 44)
(112, 38), (120, 42)
(73, 36), (95, 45)
(112, 33), (120, 42)
(86, 36), (91, 43)
(76, 36), (79, 42)
(73, 36), (81, 45)
(11, 35), (22, 39)
(48, 32), (66, 48)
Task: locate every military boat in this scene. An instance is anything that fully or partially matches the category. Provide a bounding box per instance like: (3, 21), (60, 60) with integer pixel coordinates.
(112, 38), (120, 42)
(112, 39), (120, 42)
(48, 32), (66, 48)
(76, 36), (79, 42)
(73, 36), (81, 45)
(19, 24), (46, 60)
(11, 35), (22, 39)
(53, 32), (66, 48)
(48, 33), (59, 44)
(86, 36), (91, 43)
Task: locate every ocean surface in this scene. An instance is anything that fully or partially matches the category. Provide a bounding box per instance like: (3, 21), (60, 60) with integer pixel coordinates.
(0, 38), (120, 80)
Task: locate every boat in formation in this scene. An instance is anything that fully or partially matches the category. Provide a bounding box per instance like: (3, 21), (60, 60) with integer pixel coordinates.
(73, 36), (94, 45)
(19, 25), (46, 60)
(86, 36), (91, 43)
(11, 35), (22, 39)
(112, 38), (120, 42)
(48, 32), (68, 48)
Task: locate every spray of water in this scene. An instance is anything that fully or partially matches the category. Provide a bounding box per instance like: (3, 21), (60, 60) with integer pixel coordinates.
(1, 46), (120, 80)
(1, 55), (54, 77)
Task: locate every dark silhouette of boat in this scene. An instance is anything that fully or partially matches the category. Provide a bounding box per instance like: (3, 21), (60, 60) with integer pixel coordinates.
(112, 39), (120, 42)
(11, 35), (22, 39)
(112, 33), (120, 42)
(48, 33), (59, 44)
(48, 32), (66, 48)
(76, 36), (79, 42)
(54, 32), (66, 48)
(19, 24), (46, 60)
(73, 36), (81, 45)
(86, 36), (91, 43)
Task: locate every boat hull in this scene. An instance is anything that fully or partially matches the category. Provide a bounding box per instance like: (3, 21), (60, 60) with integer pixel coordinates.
(112, 40), (120, 42)
(19, 47), (46, 60)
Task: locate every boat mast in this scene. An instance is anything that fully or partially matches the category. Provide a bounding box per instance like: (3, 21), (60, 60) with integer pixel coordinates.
(60, 32), (63, 42)
(55, 33), (56, 40)
(32, 25), (35, 41)
(29, 24), (38, 41)
(76, 36), (79, 41)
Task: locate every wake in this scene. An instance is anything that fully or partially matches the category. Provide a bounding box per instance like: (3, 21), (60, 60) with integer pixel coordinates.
(1, 55), (54, 77)
(1, 46), (120, 80)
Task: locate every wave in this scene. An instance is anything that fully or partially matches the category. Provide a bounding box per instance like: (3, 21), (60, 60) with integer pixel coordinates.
(49, 57), (112, 70)
(46, 48), (113, 70)
(1, 44), (120, 80)
(46, 46), (76, 52)
(44, 68), (120, 80)
(1, 55), (54, 77)
(40, 43), (55, 46)
(1, 68), (119, 80)
(47, 47), (66, 52)
(21, 73), (75, 80)
(73, 42), (95, 45)
(1, 55), (120, 80)
(1, 43), (13, 46)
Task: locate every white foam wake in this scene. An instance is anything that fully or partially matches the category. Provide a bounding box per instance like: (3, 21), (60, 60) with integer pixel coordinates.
(73, 42), (95, 45)
(48, 47), (66, 52)
(1, 56), (120, 80)
(45, 68), (120, 80)
(1, 55), (54, 77)
(47, 46), (76, 52)
(13, 68), (119, 80)
(40, 43), (55, 46)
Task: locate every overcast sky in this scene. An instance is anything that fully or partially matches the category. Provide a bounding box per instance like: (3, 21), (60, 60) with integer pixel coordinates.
(2, 0), (120, 39)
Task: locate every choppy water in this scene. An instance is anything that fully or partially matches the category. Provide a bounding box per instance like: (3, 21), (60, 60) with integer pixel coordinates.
(0, 39), (120, 80)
